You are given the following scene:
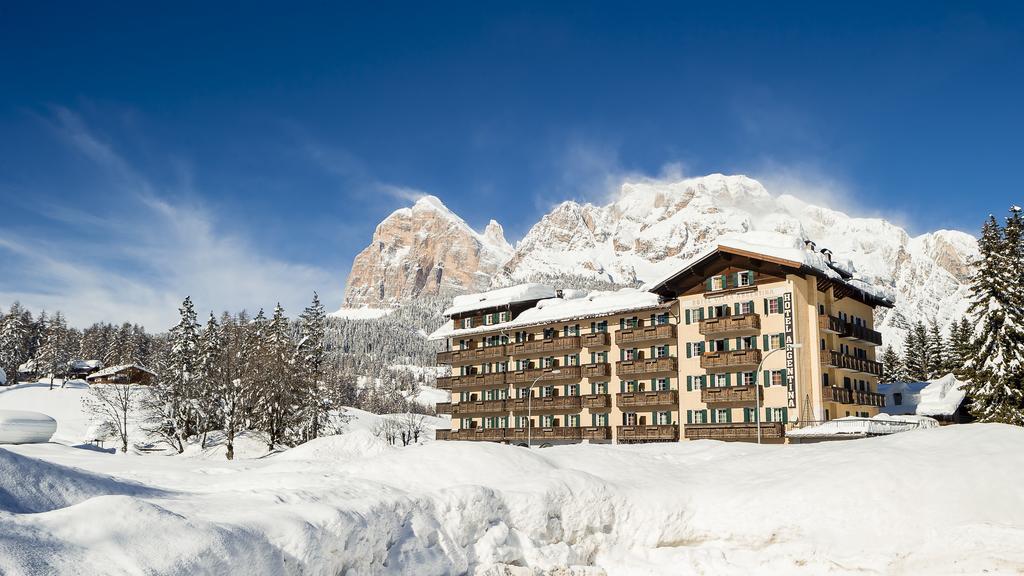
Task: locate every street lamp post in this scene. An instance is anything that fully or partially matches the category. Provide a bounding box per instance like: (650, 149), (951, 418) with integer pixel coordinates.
(527, 369), (560, 448)
(754, 344), (802, 444)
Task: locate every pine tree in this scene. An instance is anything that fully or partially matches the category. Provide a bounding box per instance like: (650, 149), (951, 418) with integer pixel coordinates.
(195, 313), (224, 446)
(0, 302), (32, 386)
(296, 293), (329, 441)
(946, 317), (974, 376)
(144, 297), (201, 452)
(255, 304), (295, 449)
(925, 319), (946, 379)
(880, 345), (905, 383)
(962, 210), (1024, 424)
(903, 321), (929, 381)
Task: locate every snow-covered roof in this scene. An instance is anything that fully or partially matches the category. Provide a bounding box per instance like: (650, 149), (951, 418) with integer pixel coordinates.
(430, 288), (666, 340)
(68, 360), (103, 371)
(642, 231), (896, 307)
(442, 283), (558, 317)
(877, 373), (967, 417)
(86, 363), (156, 380)
(786, 414), (939, 438)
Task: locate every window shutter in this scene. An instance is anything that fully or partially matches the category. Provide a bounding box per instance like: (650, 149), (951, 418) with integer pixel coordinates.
(706, 278), (714, 292)
(763, 334), (770, 350)
(763, 298), (769, 314)
(725, 373), (732, 386)
(687, 410), (693, 424)
(726, 409), (733, 423)
(686, 375), (692, 391)
(782, 408), (789, 424)
(685, 309), (691, 324)
(723, 339), (730, 351)
(751, 371), (758, 385)
(776, 297), (784, 312)
(707, 306), (713, 318)
(700, 375), (707, 389)
(781, 369), (788, 385)
(711, 409), (717, 423)
(735, 337), (742, 350)
(650, 346), (656, 359)
(698, 308), (705, 320)
(686, 342), (692, 358)
(733, 302), (740, 315)
(763, 370), (771, 387)
(746, 300), (755, 313)
(765, 408), (772, 422)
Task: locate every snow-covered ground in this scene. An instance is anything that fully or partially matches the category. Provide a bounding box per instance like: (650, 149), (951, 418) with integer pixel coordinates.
(1, 383), (1022, 575)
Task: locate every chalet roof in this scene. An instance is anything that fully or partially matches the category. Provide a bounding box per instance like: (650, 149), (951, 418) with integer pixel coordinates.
(443, 283), (558, 317)
(643, 232), (895, 308)
(86, 363), (157, 380)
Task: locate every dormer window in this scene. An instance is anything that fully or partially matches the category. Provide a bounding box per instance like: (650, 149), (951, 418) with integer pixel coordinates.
(711, 276), (725, 291)
(462, 317), (473, 329)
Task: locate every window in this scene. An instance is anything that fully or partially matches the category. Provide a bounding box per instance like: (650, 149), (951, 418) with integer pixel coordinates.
(741, 372), (755, 386)
(894, 392), (903, 406)
(623, 412), (638, 426)
(738, 301), (754, 314)
(715, 409), (730, 423)
(518, 387), (530, 399)
(623, 348), (638, 361)
(818, 304), (825, 316)
(499, 311), (510, 322)
(765, 408), (788, 423)
(653, 378), (670, 391)
(768, 298), (782, 314)
(654, 345), (670, 358)
(654, 312), (670, 325)
(462, 317), (473, 329)
(592, 381), (608, 394)
(567, 414), (580, 427)
(738, 336), (757, 350)
(593, 320), (608, 333)
(771, 370), (783, 387)
(711, 276), (725, 291)
(567, 384), (579, 396)
(543, 327), (556, 339)
(543, 356), (556, 368)
(623, 380), (640, 393)
(738, 271), (753, 286)
(770, 334), (784, 350)
(592, 413), (609, 426)
(622, 317), (639, 329)
(714, 373), (729, 388)
(655, 411), (672, 425)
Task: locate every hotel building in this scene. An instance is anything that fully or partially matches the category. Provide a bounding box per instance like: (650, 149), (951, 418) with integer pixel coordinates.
(430, 237), (891, 444)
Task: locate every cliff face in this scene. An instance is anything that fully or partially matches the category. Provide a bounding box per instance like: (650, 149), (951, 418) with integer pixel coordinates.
(341, 175), (978, 346)
(342, 196), (512, 306)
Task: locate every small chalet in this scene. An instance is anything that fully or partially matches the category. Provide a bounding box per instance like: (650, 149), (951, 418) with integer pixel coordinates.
(877, 374), (973, 425)
(67, 359), (104, 380)
(86, 364), (156, 386)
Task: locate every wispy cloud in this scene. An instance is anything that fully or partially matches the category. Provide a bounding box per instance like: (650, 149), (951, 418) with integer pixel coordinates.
(0, 109), (336, 329)
(301, 138), (428, 204)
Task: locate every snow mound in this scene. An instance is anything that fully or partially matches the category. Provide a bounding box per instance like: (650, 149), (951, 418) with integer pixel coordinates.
(0, 410), (57, 444)
(0, 448), (155, 513)
(276, 429), (392, 462)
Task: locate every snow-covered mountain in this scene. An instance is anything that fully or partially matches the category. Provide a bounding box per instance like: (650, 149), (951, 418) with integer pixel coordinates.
(342, 195), (512, 305)
(342, 175), (978, 345)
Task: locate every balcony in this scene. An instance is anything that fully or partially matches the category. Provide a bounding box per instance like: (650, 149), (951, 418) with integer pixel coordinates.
(582, 393), (611, 409)
(435, 402), (452, 415)
(582, 362), (611, 378)
(508, 336), (582, 357)
(450, 399), (508, 416)
(819, 316), (883, 346)
(615, 323), (676, 346)
(582, 332), (611, 347)
(823, 386), (885, 407)
(616, 424), (679, 443)
(506, 365), (582, 385)
(701, 386), (760, 404)
(616, 389), (679, 409)
(435, 372), (507, 391)
(582, 426), (612, 440)
(506, 426), (583, 442)
(683, 422), (785, 441)
(820, 350), (883, 377)
(509, 395), (582, 413)
(616, 356), (678, 377)
(700, 349), (763, 371)
(438, 428), (507, 442)
(698, 313), (761, 337)
(436, 345), (509, 366)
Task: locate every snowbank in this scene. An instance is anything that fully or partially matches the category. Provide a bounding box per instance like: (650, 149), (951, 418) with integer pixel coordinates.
(787, 414), (939, 439)
(0, 410), (57, 444)
(275, 429), (392, 461)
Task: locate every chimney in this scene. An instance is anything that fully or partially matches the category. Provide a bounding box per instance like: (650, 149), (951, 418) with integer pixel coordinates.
(820, 248), (833, 262)
(804, 239), (817, 253)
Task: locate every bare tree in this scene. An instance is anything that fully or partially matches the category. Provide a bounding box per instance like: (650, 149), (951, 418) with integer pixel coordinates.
(399, 413), (426, 446)
(83, 383), (138, 453)
(372, 417), (399, 446)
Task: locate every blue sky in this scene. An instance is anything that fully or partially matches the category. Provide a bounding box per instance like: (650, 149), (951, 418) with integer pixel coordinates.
(1, 2), (1022, 327)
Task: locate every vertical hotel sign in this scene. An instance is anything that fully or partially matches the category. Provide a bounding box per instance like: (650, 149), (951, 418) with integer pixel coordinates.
(783, 292), (797, 408)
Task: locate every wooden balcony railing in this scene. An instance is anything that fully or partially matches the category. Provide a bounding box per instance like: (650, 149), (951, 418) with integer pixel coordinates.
(615, 323), (677, 346)
(616, 389), (679, 409)
(506, 427), (583, 441)
(683, 422), (785, 441)
(450, 399), (508, 416)
(819, 316), (883, 346)
(701, 386), (760, 404)
(435, 372), (507, 391)
(700, 349), (763, 371)
(820, 350), (883, 377)
(435, 402), (452, 415)
(436, 345), (509, 366)
(508, 336), (582, 356)
(509, 395), (582, 413)
(616, 356), (678, 376)
(698, 313), (761, 337)
(437, 428), (508, 442)
(582, 426), (612, 440)
(582, 332), (610, 347)
(582, 393), (611, 409)
(823, 386), (885, 407)
(506, 365), (582, 385)
(582, 362), (610, 378)
(435, 428), (451, 440)
(616, 424), (679, 442)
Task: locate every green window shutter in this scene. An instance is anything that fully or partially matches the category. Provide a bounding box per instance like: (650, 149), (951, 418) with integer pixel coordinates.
(700, 375), (707, 389)
(686, 375), (693, 391)
(776, 297), (784, 312)
(735, 337), (742, 349)
(763, 370), (771, 387)
(687, 410), (693, 424)
(686, 342), (692, 358)
(726, 409), (733, 423)
(746, 300), (755, 313)
(707, 306), (713, 317)
(782, 408), (789, 424)
(765, 408), (772, 422)
(763, 334), (770, 350)
(725, 373), (732, 386)
(698, 308), (705, 320)
(723, 339), (730, 352)
(706, 278), (714, 291)
(751, 371), (758, 385)
(733, 302), (740, 315)
(685, 309), (691, 324)
(763, 298), (769, 314)
(781, 368), (788, 385)
(711, 409), (717, 423)
(650, 346), (656, 359)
